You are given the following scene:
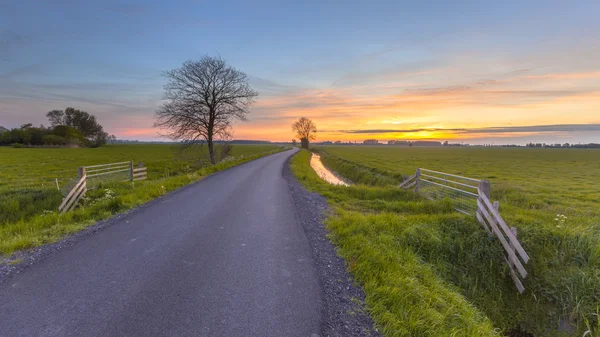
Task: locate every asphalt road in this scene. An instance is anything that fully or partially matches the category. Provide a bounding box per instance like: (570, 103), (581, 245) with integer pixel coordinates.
(0, 148), (323, 337)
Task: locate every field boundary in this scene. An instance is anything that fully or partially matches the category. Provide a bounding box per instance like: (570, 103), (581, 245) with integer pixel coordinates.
(59, 161), (148, 213)
(401, 167), (529, 293)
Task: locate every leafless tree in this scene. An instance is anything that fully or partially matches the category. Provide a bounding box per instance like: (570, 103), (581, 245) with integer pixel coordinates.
(154, 56), (258, 165)
(292, 117), (316, 149)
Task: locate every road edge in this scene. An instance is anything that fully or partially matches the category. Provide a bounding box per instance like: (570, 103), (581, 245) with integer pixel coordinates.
(0, 148), (291, 284)
(283, 154), (381, 337)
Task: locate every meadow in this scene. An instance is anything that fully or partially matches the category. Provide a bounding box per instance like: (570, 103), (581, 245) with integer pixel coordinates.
(293, 147), (600, 337)
(0, 144), (281, 255)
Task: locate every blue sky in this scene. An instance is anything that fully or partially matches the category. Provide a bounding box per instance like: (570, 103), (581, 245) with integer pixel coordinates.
(1, 0), (599, 143)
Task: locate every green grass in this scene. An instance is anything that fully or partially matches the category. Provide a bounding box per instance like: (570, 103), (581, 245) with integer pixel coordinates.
(291, 148), (600, 336)
(0, 144), (282, 255)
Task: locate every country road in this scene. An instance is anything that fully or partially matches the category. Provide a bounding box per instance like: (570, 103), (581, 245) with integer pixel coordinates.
(0, 148), (327, 337)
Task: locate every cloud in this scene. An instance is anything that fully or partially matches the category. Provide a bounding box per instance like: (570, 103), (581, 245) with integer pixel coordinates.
(334, 124), (600, 135)
(521, 71), (600, 80)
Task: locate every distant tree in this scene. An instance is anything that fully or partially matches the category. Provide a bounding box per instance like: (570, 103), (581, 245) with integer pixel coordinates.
(292, 139), (297, 146)
(154, 56), (258, 165)
(46, 107), (107, 145)
(292, 117), (316, 149)
(107, 134), (117, 144)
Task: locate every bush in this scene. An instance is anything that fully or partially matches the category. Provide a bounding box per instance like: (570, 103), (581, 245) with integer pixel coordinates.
(11, 143), (24, 148)
(42, 134), (67, 145)
(52, 125), (86, 145)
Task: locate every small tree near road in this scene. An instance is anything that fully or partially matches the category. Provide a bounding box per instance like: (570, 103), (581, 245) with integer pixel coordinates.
(155, 56), (258, 165)
(292, 139), (297, 147)
(292, 117), (316, 149)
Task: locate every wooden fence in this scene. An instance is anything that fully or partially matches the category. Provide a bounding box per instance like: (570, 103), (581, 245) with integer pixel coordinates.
(58, 161), (147, 213)
(58, 174), (86, 214)
(400, 168), (529, 293)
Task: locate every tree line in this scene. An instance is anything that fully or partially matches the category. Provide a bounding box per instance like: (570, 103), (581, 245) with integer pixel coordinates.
(0, 107), (115, 147)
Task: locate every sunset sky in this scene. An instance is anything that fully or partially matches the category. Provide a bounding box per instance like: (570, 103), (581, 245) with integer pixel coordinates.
(1, 0), (599, 144)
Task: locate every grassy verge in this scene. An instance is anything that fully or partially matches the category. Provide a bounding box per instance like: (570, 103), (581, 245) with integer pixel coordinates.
(291, 149), (600, 337)
(0, 148), (285, 256)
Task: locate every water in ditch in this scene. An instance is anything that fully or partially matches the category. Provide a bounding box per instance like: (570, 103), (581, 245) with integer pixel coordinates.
(310, 153), (349, 186)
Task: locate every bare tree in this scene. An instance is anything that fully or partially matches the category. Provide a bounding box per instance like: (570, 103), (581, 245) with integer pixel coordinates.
(154, 56), (258, 165)
(292, 117), (316, 149)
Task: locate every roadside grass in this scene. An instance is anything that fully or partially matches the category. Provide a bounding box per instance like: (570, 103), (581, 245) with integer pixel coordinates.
(0, 144), (278, 224)
(291, 149), (600, 336)
(0, 145), (284, 255)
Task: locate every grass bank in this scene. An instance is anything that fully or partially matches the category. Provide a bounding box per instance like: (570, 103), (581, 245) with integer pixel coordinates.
(0, 147), (285, 256)
(291, 149), (599, 337)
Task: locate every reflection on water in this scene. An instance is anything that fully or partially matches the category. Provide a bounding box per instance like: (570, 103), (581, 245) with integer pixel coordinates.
(310, 153), (349, 186)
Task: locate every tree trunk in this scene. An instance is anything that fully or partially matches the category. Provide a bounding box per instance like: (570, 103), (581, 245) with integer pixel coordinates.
(301, 137), (309, 149)
(207, 117), (216, 165)
(208, 138), (216, 165)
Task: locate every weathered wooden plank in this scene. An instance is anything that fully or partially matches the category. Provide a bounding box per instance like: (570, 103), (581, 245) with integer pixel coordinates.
(476, 209), (492, 234)
(133, 177), (147, 181)
(420, 168), (481, 183)
(399, 174), (416, 188)
(420, 178), (479, 197)
(58, 175), (86, 211)
(504, 256), (525, 293)
(87, 168), (131, 178)
(477, 199), (528, 278)
(84, 162), (130, 169)
(60, 181), (86, 214)
(86, 165), (130, 174)
(404, 180), (416, 189)
(420, 173), (478, 190)
(132, 167), (147, 173)
(132, 172), (147, 178)
(478, 190), (529, 263)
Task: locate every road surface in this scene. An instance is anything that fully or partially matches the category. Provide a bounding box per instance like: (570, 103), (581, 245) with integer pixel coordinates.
(0, 148), (323, 337)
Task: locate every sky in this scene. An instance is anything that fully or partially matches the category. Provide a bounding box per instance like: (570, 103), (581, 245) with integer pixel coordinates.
(1, 0), (599, 144)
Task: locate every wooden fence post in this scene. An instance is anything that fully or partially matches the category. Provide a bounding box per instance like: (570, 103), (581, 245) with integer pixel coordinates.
(78, 166), (86, 180)
(415, 168), (421, 193)
(477, 179), (491, 227)
(129, 161), (134, 182)
(479, 180), (491, 199)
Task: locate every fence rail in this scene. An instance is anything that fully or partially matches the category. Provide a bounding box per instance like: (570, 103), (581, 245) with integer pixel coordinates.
(58, 161), (147, 214)
(58, 174), (86, 214)
(400, 167), (529, 293)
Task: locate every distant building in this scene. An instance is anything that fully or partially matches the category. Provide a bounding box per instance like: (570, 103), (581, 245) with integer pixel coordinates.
(363, 139), (379, 145)
(334, 141), (342, 145)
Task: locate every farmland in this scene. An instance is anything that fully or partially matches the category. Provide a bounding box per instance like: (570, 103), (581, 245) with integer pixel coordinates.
(293, 147), (600, 337)
(0, 144), (281, 255)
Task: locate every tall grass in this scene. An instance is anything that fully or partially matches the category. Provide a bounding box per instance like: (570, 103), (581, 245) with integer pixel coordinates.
(0, 147), (284, 255)
(291, 149), (599, 336)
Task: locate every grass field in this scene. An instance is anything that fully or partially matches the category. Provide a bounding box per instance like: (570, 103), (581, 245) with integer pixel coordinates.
(293, 147), (600, 337)
(0, 144), (281, 255)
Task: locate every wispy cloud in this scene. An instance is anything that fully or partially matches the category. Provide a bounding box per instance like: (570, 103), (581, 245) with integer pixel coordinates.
(334, 124), (600, 134)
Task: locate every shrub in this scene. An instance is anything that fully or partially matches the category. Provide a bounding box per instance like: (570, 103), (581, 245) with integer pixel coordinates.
(42, 134), (67, 145)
